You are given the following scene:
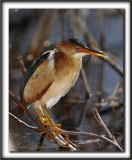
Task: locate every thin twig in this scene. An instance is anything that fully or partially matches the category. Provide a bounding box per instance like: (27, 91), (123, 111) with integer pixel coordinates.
(64, 98), (123, 109)
(80, 66), (91, 97)
(92, 107), (121, 149)
(64, 99), (86, 103)
(96, 91), (102, 112)
(110, 82), (120, 102)
(92, 107), (113, 139)
(99, 10), (105, 50)
(9, 111), (46, 151)
(77, 139), (100, 145)
(17, 56), (26, 74)
(9, 112), (37, 131)
(71, 88), (81, 99)
(75, 98), (89, 131)
(95, 101), (123, 108)
(109, 82), (121, 118)
(103, 55), (123, 76)
(57, 130), (123, 151)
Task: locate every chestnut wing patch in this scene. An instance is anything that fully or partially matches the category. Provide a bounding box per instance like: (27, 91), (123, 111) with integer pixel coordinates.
(20, 48), (56, 104)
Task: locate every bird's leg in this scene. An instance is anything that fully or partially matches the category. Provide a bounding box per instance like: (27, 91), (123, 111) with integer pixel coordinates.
(41, 104), (64, 134)
(41, 104), (69, 145)
(35, 108), (51, 126)
(35, 105), (69, 145)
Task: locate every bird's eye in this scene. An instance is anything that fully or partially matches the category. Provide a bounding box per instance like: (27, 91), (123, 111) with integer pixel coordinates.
(75, 46), (78, 50)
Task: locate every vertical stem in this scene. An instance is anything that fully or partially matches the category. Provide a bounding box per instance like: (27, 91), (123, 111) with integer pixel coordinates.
(17, 56), (26, 74)
(81, 66), (91, 97)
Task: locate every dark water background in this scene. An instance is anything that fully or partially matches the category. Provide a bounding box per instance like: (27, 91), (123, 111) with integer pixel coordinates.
(9, 9), (123, 152)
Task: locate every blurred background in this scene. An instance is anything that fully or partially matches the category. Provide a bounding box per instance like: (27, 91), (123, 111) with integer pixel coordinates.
(9, 9), (124, 152)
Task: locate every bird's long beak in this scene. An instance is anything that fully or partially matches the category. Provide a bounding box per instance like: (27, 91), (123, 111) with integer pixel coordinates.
(79, 48), (106, 58)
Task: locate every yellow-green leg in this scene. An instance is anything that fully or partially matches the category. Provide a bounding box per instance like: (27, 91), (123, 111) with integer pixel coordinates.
(35, 108), (51, 126)
(35, 105), (69, 144)
(41, 104), (64, 134)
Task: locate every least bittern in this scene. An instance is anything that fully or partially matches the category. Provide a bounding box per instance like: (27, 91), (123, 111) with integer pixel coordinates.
(20, 38), (105, 137)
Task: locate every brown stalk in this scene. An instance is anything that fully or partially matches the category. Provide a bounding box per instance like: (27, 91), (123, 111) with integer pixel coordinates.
(92, 107), (121, 150)
(80, 66), (91, 97)
(71, 88), (81, 99)
(110, 82), (120, 102)
(109, 82), (121, 118)
(17, 56), (26, 74)
(75, 98), (89, 131)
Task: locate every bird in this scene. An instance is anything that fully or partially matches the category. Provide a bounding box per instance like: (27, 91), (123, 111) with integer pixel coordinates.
(20, 38), (105, 134)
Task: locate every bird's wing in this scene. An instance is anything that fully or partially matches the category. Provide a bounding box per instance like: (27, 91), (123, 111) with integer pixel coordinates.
(20, 47), (57, 104)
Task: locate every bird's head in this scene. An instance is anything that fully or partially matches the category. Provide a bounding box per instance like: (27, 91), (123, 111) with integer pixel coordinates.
(55, 38), (105, 58)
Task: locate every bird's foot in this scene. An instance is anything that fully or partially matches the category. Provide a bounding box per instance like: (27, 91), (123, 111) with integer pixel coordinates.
(50, 124), (69, 145)
(37, 124), (69, 145)
(44, 119), (70, 145)
(65, 134), (69, 146)
(50, 124), (64, 134)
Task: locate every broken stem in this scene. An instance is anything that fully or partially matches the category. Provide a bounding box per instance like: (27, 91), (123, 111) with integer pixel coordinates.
(17, 56), (26, 74)
(81, 66), (91, 97)
(92, 107), (121, 149)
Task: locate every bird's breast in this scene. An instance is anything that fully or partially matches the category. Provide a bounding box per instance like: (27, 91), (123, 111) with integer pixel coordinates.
(40, 55), (82, 109)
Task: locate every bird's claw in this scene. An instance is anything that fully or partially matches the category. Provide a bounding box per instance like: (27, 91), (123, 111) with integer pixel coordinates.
(50, 125), (64, 135)
(50, 125), (69, 146)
